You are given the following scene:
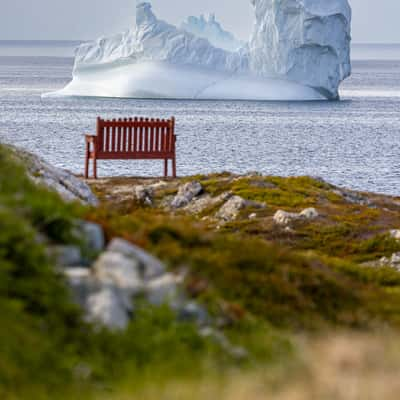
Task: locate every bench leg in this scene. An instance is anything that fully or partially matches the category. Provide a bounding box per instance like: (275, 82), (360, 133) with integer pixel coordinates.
(85, 148), (89, 179)
(172, 156), (176, 178)
(93, 156), (98, 179)
(164, 159), (168, 178)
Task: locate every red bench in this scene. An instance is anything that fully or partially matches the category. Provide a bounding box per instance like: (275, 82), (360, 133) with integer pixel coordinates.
(85, 117), (177, 179)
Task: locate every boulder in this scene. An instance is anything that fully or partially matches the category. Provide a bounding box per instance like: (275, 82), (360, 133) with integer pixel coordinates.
(390, 230), (400, 240)
(184, 192), (232, 215)
(107, 238), (166, 279)
(93, 251), (143, 294)
(63, 267), (98, 308)
(171, 181), (203, 208)
(145, 273), (180, 306)
(86, 287), (130, 330)
(9, 146), (99, 206)
(134, 185), (154, 206)
(80, 221), (105, 252)
(274, 208), (319, 226)
(216, 195), (265, 222)
(49, 245), (83, 267)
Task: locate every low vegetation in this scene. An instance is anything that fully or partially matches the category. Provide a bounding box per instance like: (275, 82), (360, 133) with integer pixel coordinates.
(3, 145), (400, 399)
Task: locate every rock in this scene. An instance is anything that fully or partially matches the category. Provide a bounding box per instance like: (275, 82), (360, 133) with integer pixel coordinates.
(134, 185), (154, 206)
(362, 252), (400, 271)
(216, 195), (265, 222)
(107, 238), (165, 280)
(145, 273), (180, 306)
(63, 267), (98, 308)
(9, 146), (99, 206)
(49, 245), (82, 267)
(171, 181), (203, 208)
(249, 213), (257, 219)
(333, 188), (371, 206)
(184, 192), (232, 215)
(300, 208), (319, 219)
(80, 221), (105, 252)
(86, 287), (130, 330)
(274, 208), (319, 226)
(178, 301), (209, 326)
(390, 230), (400, 240)
(273, 210), (299, 226)
(199, 327), (248, 360)
(93, 251), (143, 294)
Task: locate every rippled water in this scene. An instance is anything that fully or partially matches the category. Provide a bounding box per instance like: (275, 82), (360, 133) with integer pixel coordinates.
(0, 42), (400, 195)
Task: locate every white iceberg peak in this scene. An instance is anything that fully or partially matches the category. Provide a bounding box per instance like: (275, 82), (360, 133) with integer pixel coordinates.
(44, 0), (351, 101)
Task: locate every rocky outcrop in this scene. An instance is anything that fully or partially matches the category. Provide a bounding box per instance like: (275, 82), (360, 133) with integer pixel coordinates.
(9, 146), (98, 206)
(274, 208), (319, 226)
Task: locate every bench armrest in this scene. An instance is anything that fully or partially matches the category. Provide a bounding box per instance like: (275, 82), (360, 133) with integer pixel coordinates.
(85, 134), (96, 143)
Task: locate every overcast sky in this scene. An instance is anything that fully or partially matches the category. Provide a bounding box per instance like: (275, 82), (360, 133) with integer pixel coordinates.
(1, 0), (399, 43)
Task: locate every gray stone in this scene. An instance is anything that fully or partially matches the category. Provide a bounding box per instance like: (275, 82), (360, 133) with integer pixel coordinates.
(86, 287), (130, 330)
(80, 221), (105, 252)
(199, 327), (248, 360)
(178, 301), (209, 326)
(107, 238), (166, 280)
(134, 185), (154, 206)
(184, 192), (232, 215)
(145, 273), (179, 306)
(171, 181), (203, 208)
(216, 195), (265, 222)
(63, 267), (98, 308)
(93, 251), (143, 294)
(49, 245), (82, 267)
(333, 188), (371, 206)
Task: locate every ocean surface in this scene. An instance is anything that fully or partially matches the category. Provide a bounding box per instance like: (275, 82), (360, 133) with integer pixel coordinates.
(0, 41), (400, 195)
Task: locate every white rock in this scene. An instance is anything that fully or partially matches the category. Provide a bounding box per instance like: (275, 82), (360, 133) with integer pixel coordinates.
(93, 251), (143, 294)
(45, 1), (351, 101)
(390, 230), (400, 240)
(249, 213), (257, 219)
(300, 208), (319, 219)
(86, 287), (130, 330)
(274, 208), (319, 226)
(107, 238), (165, 279)
(145, 273), (179, 306)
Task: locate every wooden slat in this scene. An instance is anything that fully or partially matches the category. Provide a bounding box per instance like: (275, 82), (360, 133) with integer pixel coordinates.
(123, 118), (128, 153)
(105, 125), (110, 152)
(144, 118), (149, 152)
(150, 119), (155, 152)
(155, 119), (160, 151)
(111, 119), (116, 152)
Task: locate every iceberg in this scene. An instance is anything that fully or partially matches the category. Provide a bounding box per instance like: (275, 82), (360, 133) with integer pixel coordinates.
(45, 0), (351, 101)
(181, 14), (244, 52)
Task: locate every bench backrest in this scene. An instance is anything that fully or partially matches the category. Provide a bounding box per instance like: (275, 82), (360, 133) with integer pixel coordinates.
(95, 117), (176, 155)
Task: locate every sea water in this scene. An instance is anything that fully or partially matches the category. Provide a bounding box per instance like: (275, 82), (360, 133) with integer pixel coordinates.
(0, 41), (399, 195)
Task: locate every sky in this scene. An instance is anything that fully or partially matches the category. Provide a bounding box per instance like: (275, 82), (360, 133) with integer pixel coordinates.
(0, 0), (399, 43)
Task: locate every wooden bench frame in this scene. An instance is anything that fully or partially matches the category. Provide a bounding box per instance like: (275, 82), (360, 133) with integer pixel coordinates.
(85, 117), (177, 179)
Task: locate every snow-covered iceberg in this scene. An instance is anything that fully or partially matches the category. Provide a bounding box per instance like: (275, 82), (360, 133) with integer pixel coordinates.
(45, 1), (351, 101)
